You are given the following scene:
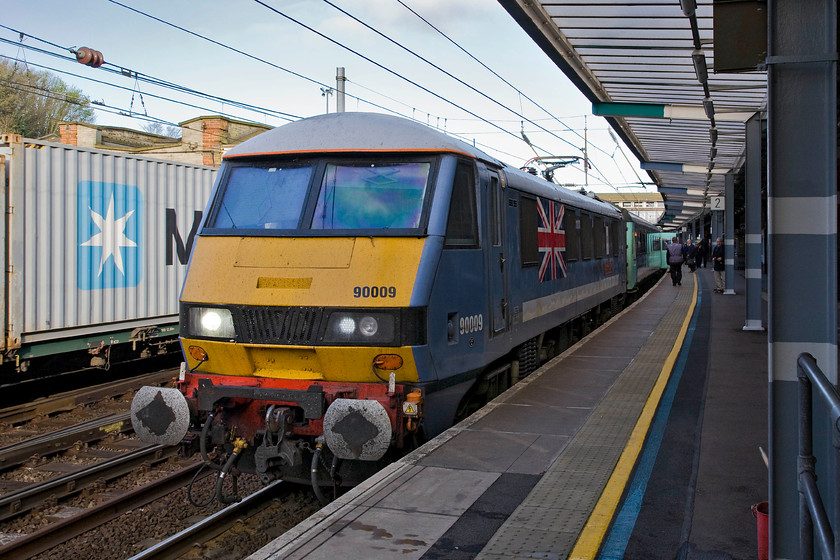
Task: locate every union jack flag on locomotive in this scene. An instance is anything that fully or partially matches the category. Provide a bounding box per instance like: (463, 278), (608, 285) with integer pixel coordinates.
(537, 197), (567, 282)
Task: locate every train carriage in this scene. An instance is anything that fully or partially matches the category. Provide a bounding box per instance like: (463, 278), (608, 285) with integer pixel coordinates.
(647, 231), (672, 271)
(622, 209), (667, 291)
(131, 113), (639, 498)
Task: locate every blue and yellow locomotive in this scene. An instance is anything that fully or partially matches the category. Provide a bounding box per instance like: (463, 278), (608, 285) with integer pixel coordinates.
(131, 112), (661, 498)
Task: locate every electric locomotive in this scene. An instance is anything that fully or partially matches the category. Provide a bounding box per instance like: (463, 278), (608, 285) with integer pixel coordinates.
(131, 112), (638, 499)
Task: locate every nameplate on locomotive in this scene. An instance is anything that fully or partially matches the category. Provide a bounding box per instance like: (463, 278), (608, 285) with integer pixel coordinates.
(256, 277), (313, 289)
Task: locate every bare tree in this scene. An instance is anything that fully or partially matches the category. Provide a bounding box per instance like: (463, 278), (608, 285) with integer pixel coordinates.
(141, 121), (181, 139)
(0, 59), (95, 137)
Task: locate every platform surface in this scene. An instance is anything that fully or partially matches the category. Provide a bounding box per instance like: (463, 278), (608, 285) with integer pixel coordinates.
(248, 268), (767, 560)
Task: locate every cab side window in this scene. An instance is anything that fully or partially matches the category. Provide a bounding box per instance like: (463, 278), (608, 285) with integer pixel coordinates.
(444, 161), (479, 249)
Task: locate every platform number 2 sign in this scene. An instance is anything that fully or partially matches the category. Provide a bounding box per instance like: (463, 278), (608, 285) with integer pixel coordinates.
(711, 196), (724, 211)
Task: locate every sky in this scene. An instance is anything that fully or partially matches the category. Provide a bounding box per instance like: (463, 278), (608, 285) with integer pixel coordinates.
(1, 0), (648, 192)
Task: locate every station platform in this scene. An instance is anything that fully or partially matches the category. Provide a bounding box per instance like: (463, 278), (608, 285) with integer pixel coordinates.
(247, 268), (767, 560)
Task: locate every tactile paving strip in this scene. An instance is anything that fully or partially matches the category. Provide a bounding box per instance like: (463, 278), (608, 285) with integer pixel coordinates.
(477, 275), (695, 560)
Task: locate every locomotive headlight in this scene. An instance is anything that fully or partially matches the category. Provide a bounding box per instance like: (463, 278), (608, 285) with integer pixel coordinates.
(324, 311), (395, 344)
(358, 316), (379, 337)
(201, 311), (223, 332)
(337, 317), (356, 335)
(187, 307), (236, 339)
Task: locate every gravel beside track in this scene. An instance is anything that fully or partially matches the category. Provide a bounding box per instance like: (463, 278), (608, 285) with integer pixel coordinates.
(0, 372), (322, 560)
(27, 472), (319, 560)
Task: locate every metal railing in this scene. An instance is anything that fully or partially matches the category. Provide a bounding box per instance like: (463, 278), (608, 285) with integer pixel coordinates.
(797, 352), (840, 560)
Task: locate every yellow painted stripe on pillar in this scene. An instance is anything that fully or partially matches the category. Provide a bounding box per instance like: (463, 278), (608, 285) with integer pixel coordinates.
(568, 275), (698, 559)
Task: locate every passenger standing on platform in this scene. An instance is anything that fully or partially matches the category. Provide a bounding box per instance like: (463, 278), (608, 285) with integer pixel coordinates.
(712, 237), (725, 292)
(684, 238), (698, 272)
(697, 237), (708, 268)
(667, 237), (684, 286)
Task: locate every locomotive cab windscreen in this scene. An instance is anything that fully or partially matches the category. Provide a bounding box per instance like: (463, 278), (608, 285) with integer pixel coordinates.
(206, 158), (434, 233)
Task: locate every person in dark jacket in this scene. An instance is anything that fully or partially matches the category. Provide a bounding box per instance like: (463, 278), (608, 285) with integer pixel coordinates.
(712, 237), (725, 292)
(698, 237), (709, 268)
(666, 237), (684, 286)
(684, 238), (698, 272)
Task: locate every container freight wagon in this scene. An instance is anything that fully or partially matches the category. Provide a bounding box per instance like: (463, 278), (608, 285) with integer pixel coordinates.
(0, 134), (217, 376)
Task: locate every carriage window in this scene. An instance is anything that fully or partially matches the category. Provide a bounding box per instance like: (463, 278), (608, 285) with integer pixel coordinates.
(565, 211), (579, 262)
(211, 165), (313, 229)
(312, 162), (430, 230)
(612, 221), (620, 256)
(444, 161), (478, 248)
(519, 196), (539, 265)
(580, 213), (593, 260)
(594, 216), (605, 258)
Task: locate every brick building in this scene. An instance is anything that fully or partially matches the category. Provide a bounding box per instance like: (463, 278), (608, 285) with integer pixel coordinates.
(51, 115), (272, 167)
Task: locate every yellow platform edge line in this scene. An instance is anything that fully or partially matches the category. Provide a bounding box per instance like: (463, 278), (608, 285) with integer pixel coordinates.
(568, 275), (699, 560)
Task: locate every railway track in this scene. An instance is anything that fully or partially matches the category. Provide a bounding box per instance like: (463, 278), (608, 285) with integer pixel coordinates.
(0, 413), (133, 472)
(0, 369), (320, 560)
(126, 480), (290, 560)
(0, 443), (179, 523)
(0, 370), (175, 426)
(0, 460), (203, 559)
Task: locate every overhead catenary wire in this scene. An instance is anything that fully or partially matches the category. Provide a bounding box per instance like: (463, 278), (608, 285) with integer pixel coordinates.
(0, 73), (253, 145)
(316, 0), (615, 175)
(55, 3), (598, 171)
(0, 55), (286, 132)
(393, 0), (587, 148)
(4, 73), (619, 189)
(1, 57), (532, 165)
(0, 31), (415, 127)
(0, 28), (301, 123)
(0, 43), (523, 165)
(247, 0), (558, 158)
(99, 1), (417, 123)
(608, 129), (647, 188)
(314, 0), (583, 156)
(0, 76), (180, 128)
(2, 5), (631, 188)
(82, 4), (494, 139)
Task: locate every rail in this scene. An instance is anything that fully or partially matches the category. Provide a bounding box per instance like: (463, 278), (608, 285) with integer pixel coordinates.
(125, 479), (288, 560)
(797, 352), (840, 560)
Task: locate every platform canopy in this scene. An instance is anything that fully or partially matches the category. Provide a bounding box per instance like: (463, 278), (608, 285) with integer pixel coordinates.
(499, 0), (767, 229)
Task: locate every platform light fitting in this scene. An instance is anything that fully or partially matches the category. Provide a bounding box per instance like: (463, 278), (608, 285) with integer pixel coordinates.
(710, 127), (718, 143)
(703, 98), (715, 120)
(680, 0), (696, 17)
(692, 50), (708, 83)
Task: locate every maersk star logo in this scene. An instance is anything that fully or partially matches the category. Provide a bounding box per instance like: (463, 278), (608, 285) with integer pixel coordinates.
(77, 182), (143, 290)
